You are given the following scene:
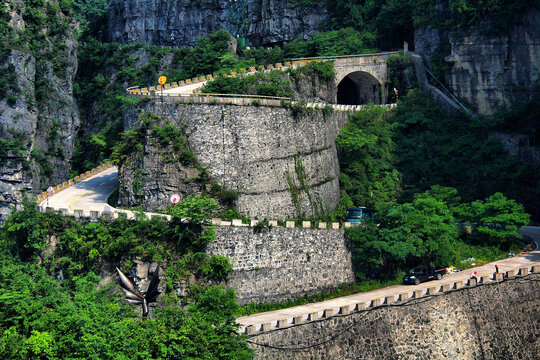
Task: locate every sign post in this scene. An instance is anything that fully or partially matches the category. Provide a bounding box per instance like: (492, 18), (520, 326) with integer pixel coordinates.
(47, 186), (53, 209)
(170, 193), (181, 205)
(158, 76), (167, 103)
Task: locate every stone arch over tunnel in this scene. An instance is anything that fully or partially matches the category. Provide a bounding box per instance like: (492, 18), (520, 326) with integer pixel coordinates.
(337, 71), (382, 105)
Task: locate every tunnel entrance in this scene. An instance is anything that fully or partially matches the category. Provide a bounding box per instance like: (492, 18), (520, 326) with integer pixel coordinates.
(337, 71), (382, 105)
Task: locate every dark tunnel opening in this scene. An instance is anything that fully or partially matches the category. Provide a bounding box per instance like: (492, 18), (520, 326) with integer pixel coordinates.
(337, 72), (382, 105)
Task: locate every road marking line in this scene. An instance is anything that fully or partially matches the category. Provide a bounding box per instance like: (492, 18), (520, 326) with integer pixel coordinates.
(99, 182), (106, 186)
(70, 191), (91, 210)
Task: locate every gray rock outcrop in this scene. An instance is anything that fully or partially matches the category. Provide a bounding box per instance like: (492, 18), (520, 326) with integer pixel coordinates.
(415, 9), (540, 114)
(0, 1), (80, 220)
(107, 0), (329, 47)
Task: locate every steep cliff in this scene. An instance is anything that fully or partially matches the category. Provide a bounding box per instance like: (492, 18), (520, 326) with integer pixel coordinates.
(107, 0), (329, 47)
(415, 9), (540, 115)
(0, 1), (80, 220)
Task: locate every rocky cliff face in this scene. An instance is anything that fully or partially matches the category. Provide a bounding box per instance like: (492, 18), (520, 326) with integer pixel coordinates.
(415, 9), (540, 115)
(0, 1), (80, 220)
(107, 0), (329, 47)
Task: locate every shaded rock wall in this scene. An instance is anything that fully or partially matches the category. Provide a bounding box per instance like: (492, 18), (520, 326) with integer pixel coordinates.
(250, 274), (540, 359)
(415, 9), (540, 114)
(107, 0), (329, 47)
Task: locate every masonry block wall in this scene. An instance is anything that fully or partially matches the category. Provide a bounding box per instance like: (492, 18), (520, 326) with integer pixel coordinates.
(249, 274), (540, 359)
(121, 102), (348, 219)
(206, 226), (355, 305)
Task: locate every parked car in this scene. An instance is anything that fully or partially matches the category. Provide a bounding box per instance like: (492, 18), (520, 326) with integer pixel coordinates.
(403, 265), (446, 285)
(345, 207), (375, 226)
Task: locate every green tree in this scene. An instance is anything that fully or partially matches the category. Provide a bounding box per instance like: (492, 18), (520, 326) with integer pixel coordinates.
(336, 105), (401, 208)
(168, 195), (219, 223)
(2, 198), (47, 260)
(347, 191), (457, 279)
(456, 192), (530, 245)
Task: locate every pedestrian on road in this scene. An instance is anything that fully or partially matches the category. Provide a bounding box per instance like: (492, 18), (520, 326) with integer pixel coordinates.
(470, 271), (478, 284)
(495, 264), (499, 274)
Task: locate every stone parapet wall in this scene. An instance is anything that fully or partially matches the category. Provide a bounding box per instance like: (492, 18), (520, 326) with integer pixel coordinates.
(206, 226), (354, 305)
(249, 272), (540, 359)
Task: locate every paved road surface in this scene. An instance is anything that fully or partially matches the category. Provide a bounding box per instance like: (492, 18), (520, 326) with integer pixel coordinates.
(39, 166), (119, 213)
(236, 227), (540, 328)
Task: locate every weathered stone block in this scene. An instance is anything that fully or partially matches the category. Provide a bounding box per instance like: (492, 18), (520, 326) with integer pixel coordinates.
(261, 323), (272, 332)
(413, 290), (423, 299)
(454, 281), (464, 289)
(277, 319), (288, 328)
(518, 267), (528, 276)
(505, 270), (516, 279)
(323, 309), (334, 318)
(232, 219), (243, 226)
(302, 221), (311, 228)
(480, 275), (490, 284)
(532, 265), (540, 274)
(371, 298), (383, 307)
(90, 211), (99, 219)
(494, 272), (504, 281)
(308, 312), (319, 321)
(339, 305), (350, 315)
(286, 221), (295, 228)
(331, 222), (340, 229)
(293, 316), (304, 324)
(74, 210), (83, 218)
(427, 287), (437, 295)
(269, 220), (278, 227)
(385, 296), (395, 305)
(59, 208), (68, 215)
(246, 325), (259, 335)
(318, 222), (327, 229)
(468, 278), (477, 286)
(398, 292), (409, 302)
(211, 218), (222, 225)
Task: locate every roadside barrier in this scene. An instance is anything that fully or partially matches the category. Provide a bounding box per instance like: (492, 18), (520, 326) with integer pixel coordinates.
(37, 163), (113, 204)
(239, 264), (540, 336)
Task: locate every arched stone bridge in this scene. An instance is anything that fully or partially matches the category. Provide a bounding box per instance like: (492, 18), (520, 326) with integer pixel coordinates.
(292, 52), (398, 105)
(128, 51), (399, 107)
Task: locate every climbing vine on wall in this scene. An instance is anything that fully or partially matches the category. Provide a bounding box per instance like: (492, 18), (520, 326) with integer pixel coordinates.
(286, 155), (324, 218)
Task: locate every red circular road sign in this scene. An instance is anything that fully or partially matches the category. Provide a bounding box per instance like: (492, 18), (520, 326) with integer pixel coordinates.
(170, 193), (181, 204)
(158, 76), (167, 85)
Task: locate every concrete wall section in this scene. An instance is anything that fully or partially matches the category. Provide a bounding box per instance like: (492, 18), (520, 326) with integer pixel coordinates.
(207, 226), (355, 305)
(249, 274), (540, 359)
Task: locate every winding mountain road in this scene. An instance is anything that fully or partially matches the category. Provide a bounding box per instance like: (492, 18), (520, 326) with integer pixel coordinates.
(39, 166), (119, 213)
(38, 167), (539, 332)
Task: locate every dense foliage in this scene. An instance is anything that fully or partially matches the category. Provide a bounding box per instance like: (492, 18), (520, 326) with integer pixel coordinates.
(393, 90), (540, 219)
(346, 187), (528, 280)
(0, 199), (252, 359)
(336, 105), (400, 208)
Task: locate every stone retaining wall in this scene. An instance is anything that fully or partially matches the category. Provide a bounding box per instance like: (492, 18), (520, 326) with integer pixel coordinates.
(122, 102), (349, 219)
(249, 271), (540, 359)
(207, 226), (354, 305)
